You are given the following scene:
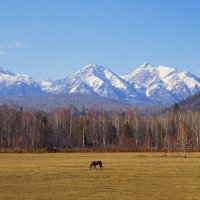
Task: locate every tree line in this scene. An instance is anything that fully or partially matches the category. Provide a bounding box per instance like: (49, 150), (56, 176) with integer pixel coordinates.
(0, 104), (200, 154)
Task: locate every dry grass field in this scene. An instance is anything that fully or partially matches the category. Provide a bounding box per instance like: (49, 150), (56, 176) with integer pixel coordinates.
(1, 152), (200, 200)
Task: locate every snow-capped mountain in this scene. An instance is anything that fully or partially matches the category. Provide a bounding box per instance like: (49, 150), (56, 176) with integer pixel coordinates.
(123, 62), (200, 103)
(43, 64), (149, 104)
(1, 63), (200, 105)
(0, 67), (44, 96)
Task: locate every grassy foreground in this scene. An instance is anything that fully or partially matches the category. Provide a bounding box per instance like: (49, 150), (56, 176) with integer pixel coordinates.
(1, 153), (200, 200)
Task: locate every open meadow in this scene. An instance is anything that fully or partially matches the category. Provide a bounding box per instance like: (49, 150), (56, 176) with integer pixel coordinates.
(1, 152), (200, 200)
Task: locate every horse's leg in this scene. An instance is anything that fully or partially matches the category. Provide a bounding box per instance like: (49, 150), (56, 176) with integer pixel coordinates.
(100, 164), (103, 169)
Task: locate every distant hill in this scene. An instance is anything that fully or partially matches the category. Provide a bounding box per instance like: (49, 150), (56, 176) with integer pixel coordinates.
(0, 94), (132, 111)
(179, 91), (200, 110)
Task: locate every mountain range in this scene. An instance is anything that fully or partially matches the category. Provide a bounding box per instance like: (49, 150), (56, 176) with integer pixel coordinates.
(0, 67), (44, 96)
(0, 62), (200, 105)
(123, 62), (200, 104)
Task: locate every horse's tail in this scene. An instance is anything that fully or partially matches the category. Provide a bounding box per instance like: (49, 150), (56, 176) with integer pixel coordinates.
(90, 163), (93, 169)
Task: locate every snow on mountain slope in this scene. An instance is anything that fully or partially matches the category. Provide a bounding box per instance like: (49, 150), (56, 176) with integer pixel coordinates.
(38, 79), (54, 92)
(0, 67), (44, 96)
(2, 63), (199, 105)
(46, 64), (149, 103)
(123, 62), (200, 103)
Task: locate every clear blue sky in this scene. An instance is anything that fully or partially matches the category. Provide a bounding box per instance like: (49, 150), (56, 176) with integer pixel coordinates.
(0, 0), (200, 80)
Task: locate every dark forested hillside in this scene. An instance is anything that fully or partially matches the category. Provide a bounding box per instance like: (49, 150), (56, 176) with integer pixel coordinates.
(179, 91), (200, 110)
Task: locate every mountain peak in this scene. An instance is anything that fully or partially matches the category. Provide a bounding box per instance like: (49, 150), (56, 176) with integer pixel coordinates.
(123, 62), (200, 104)
(122, 62), (156, 79)
(46, 63), (148, 103)
(0, 67), (44, 96)
(82, 63), (101, 71)
(72, 64), (110, 78)
(140, 62), (155, 69)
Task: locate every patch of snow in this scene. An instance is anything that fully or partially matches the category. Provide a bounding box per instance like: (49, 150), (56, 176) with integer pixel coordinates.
(157, 65), (176, 79)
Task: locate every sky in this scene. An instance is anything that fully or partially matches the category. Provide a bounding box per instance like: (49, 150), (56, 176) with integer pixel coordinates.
(0, 0), (200, 80)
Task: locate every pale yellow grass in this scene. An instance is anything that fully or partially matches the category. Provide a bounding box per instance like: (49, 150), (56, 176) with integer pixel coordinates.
(1, 152), (200, 200)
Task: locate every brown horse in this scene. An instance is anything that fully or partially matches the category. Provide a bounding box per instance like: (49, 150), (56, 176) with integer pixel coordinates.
(90, 161), (103, 169)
